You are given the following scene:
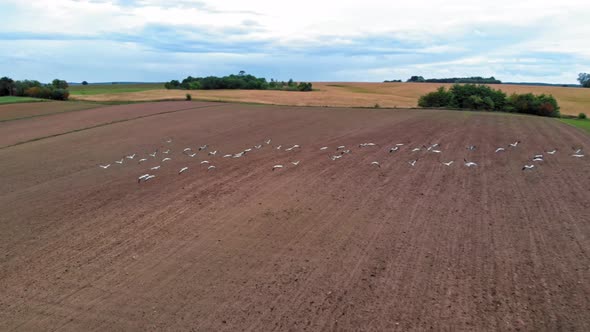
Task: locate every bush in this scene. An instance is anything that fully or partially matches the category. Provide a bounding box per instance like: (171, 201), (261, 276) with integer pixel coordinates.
(82, 81), (88, 85)
(185, 93), (192, 101)
(578, 112), (587, 119)
(507, 93), (560, 117)
(374, 103), (380, 108)
(418, 86), (454, 107)
(417, 84), (559, 117)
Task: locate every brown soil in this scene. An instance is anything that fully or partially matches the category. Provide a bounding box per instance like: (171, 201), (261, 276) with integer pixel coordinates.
(0, 101), (218, 148)
(1, 102), (589, 331)
(0, 101), (100, 122)
(70, 82), (590, 116)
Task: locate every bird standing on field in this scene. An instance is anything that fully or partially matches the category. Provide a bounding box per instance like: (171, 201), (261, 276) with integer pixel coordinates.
(522, 165), (535, 171)
(179, 167), (188, 174)
(99, 164), (111, 169)
(464, 159), (478, 167)
(370, 161), (381, 168)
(272, 165), (284, 171)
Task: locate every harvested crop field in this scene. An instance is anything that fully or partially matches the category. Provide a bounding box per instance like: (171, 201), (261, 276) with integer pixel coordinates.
(0, 101), (100, 122)
(70, 82), (590, 116)
(1, 101), (589, 331)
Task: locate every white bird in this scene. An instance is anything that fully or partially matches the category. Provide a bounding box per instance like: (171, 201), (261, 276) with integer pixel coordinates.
(187, 153), (197, 158)
(163, 149), (170, 154)
(272, 165), (284, 171)
(233, 152), (245, 158)
(337, 145), (346, 150)
(360, 143), (377, 147)
(200, 160), (210, 164)
(285, 146), (295, 151)
(330, 155), (342, 161)
(208, 165), (216, 171)
(199, 145), (208, 151)
(138, 158), (147, 163)
(573, 147), (583, 154)
(150, 165), (161, 170)
(464, 159), (478, 167)
(276, 145), (282, 150)
(522, 165), (535, 170)
(292, 144), (301, 148)
(572, 154), (585, 158)
(145, 175), (156, 181)
(431, 149), (442, 153)
(99, 164), (111, 169)
(244, 148), (252, 152)
(126, 154), (136, 159)
(547, 149), (557, 155)
(291, 161), (300, 166)
(495, 147), (505, 153)
(166, 139), (172, 143)
(411, 147), (421, 152)
(265, 139), (271, 145)
(408, 159), (417, 167)
(442, 161), (454, 166)
(149, 152), (157, 157)
(533, 154), (544, 159)
(341, 149), (351, 154)
(370, 161), (381, 168)
(223, 154), (232, 158)
(179, 167), (188, 174)
(115, 159), (124, 164)
(466, 145), (476, 151)
(254, 145), (262, 149)
(183, 148), (192, 152)
(208, 150), (217, 156)
(138, 174), (150, 183)
(389, 147), (399, 153)
(162, 157), (171, 162)
(509, 141), (521, 147)
(320, 146), (328, 150)
(396, 143), (404, 146)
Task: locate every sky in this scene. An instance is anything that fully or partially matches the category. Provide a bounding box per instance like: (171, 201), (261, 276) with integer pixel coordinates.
(1, 0), (589, 84)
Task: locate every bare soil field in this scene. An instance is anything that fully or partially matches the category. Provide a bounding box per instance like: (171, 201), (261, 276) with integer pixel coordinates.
(0, 101), (100, 122)
(0, 101), (219, 148)
(1, 102), (589, 331)
(70, 82), (590, 116)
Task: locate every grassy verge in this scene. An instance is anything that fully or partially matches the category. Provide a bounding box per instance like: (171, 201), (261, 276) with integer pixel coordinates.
(560, 118), (590, 134)
(0, 96), (47, 104)
(69, 83), (165, 95)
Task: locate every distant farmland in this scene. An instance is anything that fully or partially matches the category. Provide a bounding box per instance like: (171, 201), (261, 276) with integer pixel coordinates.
(69, 83), (165, 96)
(68, 82), (590, 116)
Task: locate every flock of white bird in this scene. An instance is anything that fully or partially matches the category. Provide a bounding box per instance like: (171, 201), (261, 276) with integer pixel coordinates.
(98, 137), (585, 183)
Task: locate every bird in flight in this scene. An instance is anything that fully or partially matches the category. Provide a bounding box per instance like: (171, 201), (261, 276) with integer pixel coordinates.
(99, 164), (111, 169)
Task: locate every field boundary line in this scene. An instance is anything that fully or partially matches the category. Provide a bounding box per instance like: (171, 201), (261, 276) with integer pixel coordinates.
(0, 103), (223, 150)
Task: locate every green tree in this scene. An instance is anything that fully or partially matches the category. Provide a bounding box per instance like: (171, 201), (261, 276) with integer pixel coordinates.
(52, 79), (69, 89)
(82, 81), (88, 85)
(0, 76), (14, 96)
(578, 73), (590, 87)
(407, 76), (425, 82)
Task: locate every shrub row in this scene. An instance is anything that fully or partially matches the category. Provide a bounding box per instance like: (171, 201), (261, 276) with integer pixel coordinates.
(418, 84), (560, 117)
(0, 77), (70, 100)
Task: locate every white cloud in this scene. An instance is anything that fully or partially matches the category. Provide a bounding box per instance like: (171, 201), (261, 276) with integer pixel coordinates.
(2, 0), (590, 83)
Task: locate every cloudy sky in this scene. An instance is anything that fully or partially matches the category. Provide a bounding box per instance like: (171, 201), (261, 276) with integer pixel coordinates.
(1, 0), (589, 83)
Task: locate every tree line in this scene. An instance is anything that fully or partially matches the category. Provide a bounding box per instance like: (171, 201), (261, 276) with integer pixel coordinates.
(165, 71), (313, 92)
(406, 76), (502, 84)
(0, 77), (70, 100)
(418, 84), (560, 117)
